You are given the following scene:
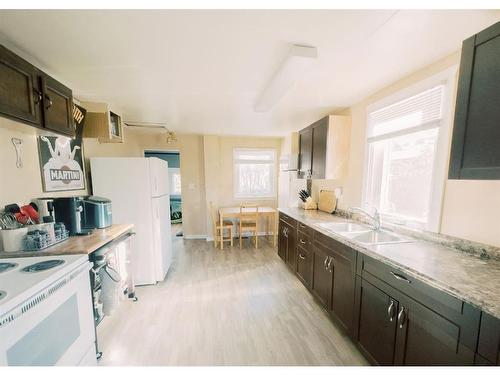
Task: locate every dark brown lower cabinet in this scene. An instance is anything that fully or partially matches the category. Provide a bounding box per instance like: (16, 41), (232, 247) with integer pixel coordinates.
(394, 293), (475, 365)
(354, 276), (399, 365)
(330, 244), (356, 333)
(277, 214), (493, 366)
(278, 219), (287, 261)
(296, 245), (313, 289)
(311, 241), (333, 308)
(278, 217), (297, 271)
(476, 312), (500, 365)
(355, 271), (477, 365)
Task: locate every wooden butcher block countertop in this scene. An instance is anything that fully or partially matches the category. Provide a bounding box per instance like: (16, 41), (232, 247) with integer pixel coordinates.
(0, 224), (134, 259)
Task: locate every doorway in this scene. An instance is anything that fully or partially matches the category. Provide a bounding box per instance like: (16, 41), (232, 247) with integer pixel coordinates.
(144, 151), (183, 238)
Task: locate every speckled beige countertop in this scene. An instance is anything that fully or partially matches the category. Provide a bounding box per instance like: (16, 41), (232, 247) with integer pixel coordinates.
(279, 207), (500, 320)
(0, 224), (134, 259)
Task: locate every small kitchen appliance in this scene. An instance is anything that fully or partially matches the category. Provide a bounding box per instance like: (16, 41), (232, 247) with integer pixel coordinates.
(53, 197), (93, 236)
(82, 196), (112, 229)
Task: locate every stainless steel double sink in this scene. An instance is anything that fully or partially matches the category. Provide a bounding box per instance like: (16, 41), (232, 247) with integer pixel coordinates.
(316, 222), (413, 245)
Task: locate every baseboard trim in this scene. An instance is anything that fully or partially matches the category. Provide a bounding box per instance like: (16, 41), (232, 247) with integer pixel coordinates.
(183, 234), (207, 240)
(205, 232), (276, 242)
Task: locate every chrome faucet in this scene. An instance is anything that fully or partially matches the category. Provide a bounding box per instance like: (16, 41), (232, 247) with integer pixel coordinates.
(348, 206), (381, 231)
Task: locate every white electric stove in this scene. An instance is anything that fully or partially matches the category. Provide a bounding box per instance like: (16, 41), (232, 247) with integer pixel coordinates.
(0, 254), (97, 366)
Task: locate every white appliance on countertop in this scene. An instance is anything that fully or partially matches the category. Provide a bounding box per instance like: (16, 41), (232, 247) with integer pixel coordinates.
(90, 157), (172, 285)
(0, 254), (96, 366)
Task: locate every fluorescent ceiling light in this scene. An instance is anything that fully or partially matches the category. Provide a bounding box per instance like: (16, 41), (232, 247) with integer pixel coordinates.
(254, 44), (318, 112)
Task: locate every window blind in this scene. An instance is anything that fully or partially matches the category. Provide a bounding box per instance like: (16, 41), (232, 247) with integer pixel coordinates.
(367, 85), (444, 139)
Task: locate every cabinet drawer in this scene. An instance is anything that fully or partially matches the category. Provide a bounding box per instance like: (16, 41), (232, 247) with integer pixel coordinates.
(279, 212), (297, 229)
(358, 254), (481, 350)
(297, 230), (312, 249)
(297, 246), (313, 289)
(314, 230), (356, 262)
(297, 221), (313, 237)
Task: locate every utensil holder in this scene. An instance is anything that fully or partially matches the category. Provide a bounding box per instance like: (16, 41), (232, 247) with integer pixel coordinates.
(302, 197), (318, 210)
(1, 227), (28, 252)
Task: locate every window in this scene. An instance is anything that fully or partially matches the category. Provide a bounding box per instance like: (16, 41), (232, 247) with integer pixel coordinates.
(168, 168), (181, 196)
(363, 70), (455, 231)
(234, 149), (277, 199)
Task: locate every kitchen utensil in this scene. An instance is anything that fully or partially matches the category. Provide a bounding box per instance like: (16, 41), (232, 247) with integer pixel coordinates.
(0, 212), (21, 230)
(318, 190), (337, 214)
(4, 204), (20, 215)
(11, 137), (23, 168)
(1, 227), (28, 252)
(20, 204), (40, 223)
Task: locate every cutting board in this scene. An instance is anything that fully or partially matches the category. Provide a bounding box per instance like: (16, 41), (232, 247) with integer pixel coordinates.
(318, 190), (337, 213)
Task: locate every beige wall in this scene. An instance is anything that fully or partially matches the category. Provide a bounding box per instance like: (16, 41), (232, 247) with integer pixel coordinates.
(0, 117), (281, 238)
(0, 118), (207, 237)
(310, 51), (500, 247)
(83, 129), (207, 237)
(0, 116), (87, 207)
(203, 135), (282, 238)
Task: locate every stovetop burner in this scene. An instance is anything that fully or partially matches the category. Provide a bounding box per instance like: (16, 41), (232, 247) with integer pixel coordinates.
(21, 259), (65, 273)
(0, 262), (17, 273)
(0, 290), (6, 301)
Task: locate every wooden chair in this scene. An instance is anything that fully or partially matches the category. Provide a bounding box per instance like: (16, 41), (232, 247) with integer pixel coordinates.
(239, 204), (259, 249)
(209, 201), (233, 248)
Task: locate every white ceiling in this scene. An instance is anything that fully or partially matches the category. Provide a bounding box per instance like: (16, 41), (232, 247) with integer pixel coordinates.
(0, 10), (498, 136)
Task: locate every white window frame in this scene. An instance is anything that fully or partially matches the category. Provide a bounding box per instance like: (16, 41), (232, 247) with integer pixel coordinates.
(361, 67), (457, 231)
(233, 148), (277, 200)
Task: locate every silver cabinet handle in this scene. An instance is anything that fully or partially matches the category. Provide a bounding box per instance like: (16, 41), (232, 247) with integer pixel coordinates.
(33, 89), (42, 104)
(390, 271), (411, 283)
(327, 257), (333, 272)
(45, 94), (53, 109)
(397, 306), (407, 328)
(299, 253), (306, 260)
(387, 300), (395, 322)
(299, 239), (306, 244)
(323, 256), (329, 268)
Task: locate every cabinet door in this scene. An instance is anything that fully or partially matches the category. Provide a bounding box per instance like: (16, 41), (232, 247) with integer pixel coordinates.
(330, 252), (356, 333)
(354, 278), (398, 365)
(311, 118), (328, 179)
(278, 220), (287, 261)
(41, 74), (75, 137)
(298, 128), (312, 179)
(296, 245), (313, 289)
(477, 312), (500, 365)
(285, 222), (297, 271)
(311, 243), (333, 308)
(394, 295), (475, 365)
(0, 45), (42, 126)
(449, 21), (500, 179)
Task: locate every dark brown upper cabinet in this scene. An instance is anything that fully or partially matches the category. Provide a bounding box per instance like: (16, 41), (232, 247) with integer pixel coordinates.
(0, 44), (75, 137)
(449, 21), (500, 180)
(0, 44), (43, 127)
(41, 74), (75, 136)
(298, 115), (351, 180)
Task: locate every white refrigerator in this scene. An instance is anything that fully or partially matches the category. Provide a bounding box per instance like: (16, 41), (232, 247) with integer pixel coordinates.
(90, 157), (172, 286)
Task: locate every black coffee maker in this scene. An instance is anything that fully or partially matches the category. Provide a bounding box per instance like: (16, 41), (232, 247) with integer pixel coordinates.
(53, 197), (93, 236)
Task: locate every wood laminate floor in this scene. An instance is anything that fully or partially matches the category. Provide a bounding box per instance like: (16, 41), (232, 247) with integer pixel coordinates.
(97, 237), (367, 366)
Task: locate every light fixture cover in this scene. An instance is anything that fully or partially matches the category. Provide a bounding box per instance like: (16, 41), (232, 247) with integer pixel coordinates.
(254, 44), (318, 112)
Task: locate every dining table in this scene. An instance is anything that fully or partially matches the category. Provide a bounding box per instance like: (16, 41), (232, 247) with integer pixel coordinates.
(218, 206), (278, 249)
